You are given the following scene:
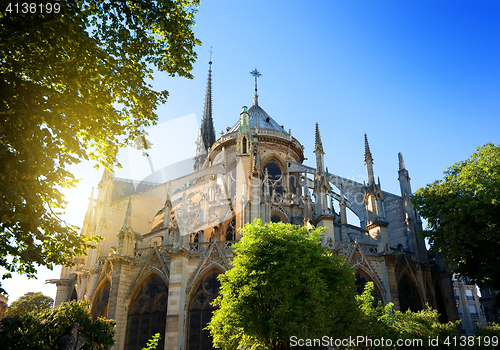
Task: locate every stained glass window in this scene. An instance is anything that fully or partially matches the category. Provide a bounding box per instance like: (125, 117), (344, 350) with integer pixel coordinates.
(187, 271), (220, 350)
(225, 218), (236, 241)
(125, 274), (168, 350)
(263, 160), (282, 197)
(91, 280), (110, 319)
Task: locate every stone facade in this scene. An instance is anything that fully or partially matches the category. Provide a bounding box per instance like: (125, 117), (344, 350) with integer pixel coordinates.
(454, 279), (487, 334)
(53, 67), (458, 350)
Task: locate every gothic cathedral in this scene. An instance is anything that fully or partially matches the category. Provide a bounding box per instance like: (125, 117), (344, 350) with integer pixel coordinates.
(53, 62), (458, 350)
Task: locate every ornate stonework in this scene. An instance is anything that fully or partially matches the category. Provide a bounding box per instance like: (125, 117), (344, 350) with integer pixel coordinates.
(51, 68), (458, 350)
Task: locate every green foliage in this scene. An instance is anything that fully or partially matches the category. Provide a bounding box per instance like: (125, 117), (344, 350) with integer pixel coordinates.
(207, 220), (361, 350)
(0, 300), (115, 350)
(413, 143), (500, 290)
(474, 323), (500, 350)
(0, 0), (201, 293)
(142, 333), (161, 350)
(4, 291), (53, 318)
(354, 282), (460, 349)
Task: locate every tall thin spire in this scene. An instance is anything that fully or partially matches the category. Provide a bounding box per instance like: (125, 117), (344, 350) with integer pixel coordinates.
(364, 133), (375, 185)
(122, 198), (132, 230)
(250, 67), (261, 106)
(194, 50), (216, 171)
(201, 51), (216, 152)
(314, 123), (325, 174)
(314, 122), (324, 153)
(364, 133), (373, 164)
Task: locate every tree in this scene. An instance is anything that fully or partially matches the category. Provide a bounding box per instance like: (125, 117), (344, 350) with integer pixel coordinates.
(207, 220), (361, 350)
(474, 323), (500, 350)
(4, 291), (53, 318)
(413, 143), (500, 290)
(0, 300), (115, 350)
(0, 0), (201, 293)
(354, 282), (460, 349)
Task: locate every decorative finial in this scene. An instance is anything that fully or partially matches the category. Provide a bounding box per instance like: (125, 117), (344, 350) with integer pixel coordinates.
(250, 67), (261, 105)
(209, 46), (213, 65)
(364, 133), (373, 163)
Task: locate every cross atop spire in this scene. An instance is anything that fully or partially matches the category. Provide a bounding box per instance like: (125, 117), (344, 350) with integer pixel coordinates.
(250, 67), (261, 105)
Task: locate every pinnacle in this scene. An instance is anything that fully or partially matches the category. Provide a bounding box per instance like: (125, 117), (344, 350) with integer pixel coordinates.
(364, 133), (373, 163)
(314, 123), (324, 153)
(398, 152), (406, 171)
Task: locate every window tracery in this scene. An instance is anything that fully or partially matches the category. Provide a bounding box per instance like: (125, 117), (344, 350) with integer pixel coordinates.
(225, 217), (236, 241)
(187, 271), (220, 350)
(91, 279), (110, 319)
(263, 159), (283, 198)
(125, 274), (168, 350)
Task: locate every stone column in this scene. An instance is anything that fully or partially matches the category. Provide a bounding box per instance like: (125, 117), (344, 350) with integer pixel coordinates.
(380, 254), (400, 310)
(166, 249), (190, 350)
(107, 257), (134, 350)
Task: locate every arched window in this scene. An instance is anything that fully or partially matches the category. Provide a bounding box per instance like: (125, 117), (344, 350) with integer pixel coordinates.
(355, 271), (382, 307)
(125, 275), (168, 350)
(262, 159), (283, 197)
(398, 274), (423, 312)
(187, 271), (221, 350)
(91, 279), (110, 319)
(225, 218), (236, 241)
(271, 215), (282, 223)
(242, 136), (247, 154)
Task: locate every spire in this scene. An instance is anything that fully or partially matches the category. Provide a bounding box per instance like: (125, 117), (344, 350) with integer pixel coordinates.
(123, 198), (132, 230)
(314, 122), (324, 154)
(364, 134), (375, 185)
(314, 123), (325, 174)
(398, 151), (411, 195)
(201, 54), (216, 153)
(398, 152), (406, 171)
(250, 67), (261, 106)
(364, 133), (373, 164)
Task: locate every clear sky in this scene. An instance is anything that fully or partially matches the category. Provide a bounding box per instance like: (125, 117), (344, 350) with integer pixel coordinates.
(2, 0), (499, 304)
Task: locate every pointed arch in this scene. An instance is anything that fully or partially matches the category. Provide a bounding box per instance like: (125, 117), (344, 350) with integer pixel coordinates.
(125, 272), (169, 350)
(224, 217), (236, 241)
(271, 210), (288, 223)
(90, 276), (111, 319)
(262, 157), (284, 198)
(242, 136), (247, 154)
(69, 287), (78, 302)
(397, 273), (424, 312)
(354, 268), (385, 305)
(186, 268), (223, 350)
(187, 242), (230, 292)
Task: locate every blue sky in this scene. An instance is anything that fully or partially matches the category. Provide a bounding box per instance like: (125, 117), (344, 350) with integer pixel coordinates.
(2, 0), (499, 303)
